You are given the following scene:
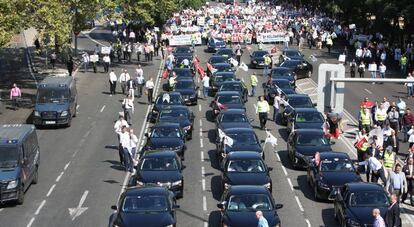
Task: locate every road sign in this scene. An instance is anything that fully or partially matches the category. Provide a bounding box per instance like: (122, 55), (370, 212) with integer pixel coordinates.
(74, 31), (80, 36)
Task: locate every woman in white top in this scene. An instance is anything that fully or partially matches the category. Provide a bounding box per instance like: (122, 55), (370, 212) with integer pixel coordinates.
(406, 73), (414, 99)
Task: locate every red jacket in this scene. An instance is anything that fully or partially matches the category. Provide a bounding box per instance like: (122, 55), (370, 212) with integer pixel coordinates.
(403, 113), (414, 126)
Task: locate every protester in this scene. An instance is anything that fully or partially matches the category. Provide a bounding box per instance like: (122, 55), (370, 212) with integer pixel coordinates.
(256, 96), (270, 130)
(385, 194), (401, 227)
(372, 208), (386, 227)
(145, 77), (155, 104)
(402, 157), (414, 205)
(250, 73), (258, 97)
(67, 57), (74, 76)
(109, 69), (117, 95)
(9, 83), (21, 111)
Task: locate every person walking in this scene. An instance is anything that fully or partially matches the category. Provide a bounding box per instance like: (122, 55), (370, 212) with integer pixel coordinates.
(135, 69), (145, 98)
(122, 94), (134, 126)
(405, 73), (414, 99)
(9, 83), (21, 110)
(388, 106), (400, 133)
(256, 210), (269, 227)
(235, 45), (243, 66)
(400, 54), (408, 75)
(402, 157), (414, 205)
(135, 42), (143, 62)
(257, 96), (270, 130)
(103, 54), (111, 73)
(50, 52), (57, 69)
(359, 152), (387, 185)
(368, 61), (377, 83)
(263, 54), (271, 76)
(382, 145), (396, 179)
(358, 61), (365, 78)
(273, 93), (281, 122)
(119, 69), (130, 95)
(114, 115), (129, 165)
(145, 77), (155, 104)
(375, 104), (387, 127)
(386, 164), (407, 201)
(360, 107), (373, 132)
(82, 52), (89, 73)
(67, 57), (74, 76)
(127, 76), (137, 98)
(379, 62), (386, 79)
(119, 126), (132, 172)
(201, 74), (210, 98)
(397, 97), (406, 131)
(385, 194), (401, 227)
(109, 70), (117, 95)
(372, 208), (386, 227)
(250, 73), (258, 97)
(403, 108), (414, 142)
(350, 59), (357, 78)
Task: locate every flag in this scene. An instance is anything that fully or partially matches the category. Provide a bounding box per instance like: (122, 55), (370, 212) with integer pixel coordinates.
(162, 69), (169, 79)
(264, 131), (278, 147)
(197, 65), (205, 80)
(207, 62), (214, 72)
(162, 93), (170, 103)
(218, 128), (226, 140)
(215, 100), (227, 110)
(224, 135), (234, 147)
(229, 58), (238, 67)
(239, 62), (248, 72)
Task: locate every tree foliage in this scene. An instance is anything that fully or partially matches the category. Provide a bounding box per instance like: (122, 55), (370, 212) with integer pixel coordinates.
(0, 0), (31, 46)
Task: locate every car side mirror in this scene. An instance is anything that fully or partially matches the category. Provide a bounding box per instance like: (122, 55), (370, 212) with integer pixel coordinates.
(182, 165), (186, 170)
(313, 103), (317, 107)
(275, 204), (283, 209)
(268, 167), (273, 171)
(111, 205), (117, 210)
(173, 204), (180, 209)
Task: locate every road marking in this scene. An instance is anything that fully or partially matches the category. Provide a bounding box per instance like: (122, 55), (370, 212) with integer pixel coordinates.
(341, 119), (349, 123)
(64, 161), (71, 170)
(68, 190), (89, 221)
(76, 105), (80, 110)
(281, 166), (288, 176)
(144, 128), (148, 133)
(199, 119), (202, 127)
(287, 178), (294, 191)
(198, 90), (201, 96)
(140, 140), (145, 146)
(202, 196), (207, 211)
(100, 105), (106, 112)
(81, 32), (108, 47)
(364, 88), (373, 94)
(198, 104), (202, 112)
(322, 59), (327, 63)
(83, 130), (91, 138)
(276, 153), (281, 162)
(79, 138), (86, 146)
(199, 129), (203, 137)
(200, 151), (204, 161)
(204, 222), (208, 227)
(46, 184), (56, 197)
(201, 179), (206, 191)
(56, 171), (64, 182)
(35, 200), (46, 215)
(309, 93), (317, 97)
(200, 138), (204, 148)
(253, 104), (257, 112)
(295, 196), (304, 212)
(72, 148), (80, 158)
(305, 219), (312, 227)
(26, 217), (35, 227)
(201, 166), (205, 176)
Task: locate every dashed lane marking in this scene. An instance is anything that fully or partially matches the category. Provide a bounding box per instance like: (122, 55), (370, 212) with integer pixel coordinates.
(201, 166), (205, 176)
(100, 105), (106, 112)
(46, 184), (56, 197)
(199, 119), (202, 127)
(198, 104), (202, 112)
(64, 161), (71, 171)
(295, 196), (305, 212)
(287, 178), (294, 191)
(202, 196), (207, 211)
(305, 219), (312, 227)
(200, 151), (204, 161)
(281, 165), (288, 176)
(200, 138), (204, 148)
(364, 88), (373, 94)
(55, 172), (64, 182)
(201, 179), (206, 191)
(26, 217), (35, 227)
(34, 200), (46, 215)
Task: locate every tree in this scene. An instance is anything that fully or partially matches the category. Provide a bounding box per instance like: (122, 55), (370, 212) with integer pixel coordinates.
(0, 0), (30, 47)
(181, 0), (205, 9)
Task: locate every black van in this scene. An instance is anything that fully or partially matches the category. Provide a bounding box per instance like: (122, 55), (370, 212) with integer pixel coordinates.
(0, 124), (40, 204)
(33, 76), (77, 127)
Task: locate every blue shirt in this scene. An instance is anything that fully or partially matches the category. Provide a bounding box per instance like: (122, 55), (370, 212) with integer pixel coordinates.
(392, 172), (401, 189)
(258, 216), (269, 227)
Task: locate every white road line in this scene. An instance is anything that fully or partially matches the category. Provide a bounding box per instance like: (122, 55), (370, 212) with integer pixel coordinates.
(202, 196), (207, 211)
(81, 32), (108, 47)
(199, 119), (202, 127)
(281, 166), (288, 176)
(287, 178), (294, 191)
(309, 93), (318, 97)
(322, 59), (327, 63)
(64, 161), (71, 170)
(305, 219), (312, 227)
(198, 90), (201, 96)
(46, 184), (56, 197)
(83, 130), (91, 138)
(140, 140), (145, 146)
(302, 87), (314, 92)
(253, 104), (257, 112)
(364, 88), (373, 94)
(35, 200), (46, 215)
(199, 129), (203, 137)
(201, 166), (205, 176)
(295, 196), (304, 212)
(100, 105), (106, 112)
(200, 138), (204, 148)
(26, 217), (35, 227)
(276, 153), (281, 162)
(0, 208), (3, 212)
(72, 148), (80, 158)
(201, 179), (206, 191)
(200, 151), (204, 161)
(198, 104), (202, 112)
(204, 222), (208, 227)
(79, 138), (86, 146)
(55, 172), (64, 182)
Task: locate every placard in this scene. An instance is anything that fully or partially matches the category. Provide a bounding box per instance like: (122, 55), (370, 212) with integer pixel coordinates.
(338, 54), (346, 63)
(101, 46), (111, 55)
(368, 64), (377, 72)
(90, 54), (99, 62)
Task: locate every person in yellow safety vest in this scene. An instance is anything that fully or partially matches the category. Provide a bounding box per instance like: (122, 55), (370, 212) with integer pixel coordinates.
(360, 107), (372, 132)
(400, 54), (408, 74)
(256, 96), (270, 130)
(383, 145), (396, 179)
(355, 128), (369, 160)
(169, 74), (177, 91)
(375, 103), (387, 127)
(263, 54), (272, 76)
(258, 41), (264, 50)
(250, 73), (258, 97)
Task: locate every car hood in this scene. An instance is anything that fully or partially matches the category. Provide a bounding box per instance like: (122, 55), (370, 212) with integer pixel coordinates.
(225, 172), (270, 186)
(149, 138), (184, 149)
(294, 122), (324, 130)
(158, 118), (191, 128)
(224, 211), (280, 227)
(35, 103), (69, 112)
(320, 172), (361, 187)
(0, 166), (19, 181)
(347, 207), (387, 225)
(219, 122), (251, 129)
(221, 103), (245, 110)
(119, 212), (174, 227)
(226, 144), (262, 153)
(174, 89), (196, 96)
(138, 170), (182, 183)
(252, 56), (265, 61)
(295, 145), (331, 156)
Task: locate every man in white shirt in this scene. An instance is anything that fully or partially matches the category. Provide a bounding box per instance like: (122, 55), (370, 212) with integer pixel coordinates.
(103, 54), (111, 73)
(114, 115), (129, 165)
(379, 62), (387, 79)
(82, 52), (89, 73)
(145, 77), (155, 104)
(122, 94), (134, 125)
(129, 31), (136, 43)
(359, 153), (387, 185)
(135, 72), (145, 98)
(201, 75), (210, 98)
(355, 47), (363, 62)
(119, 126), (132, 172)
(181, 58), (190, 68)
(109, 69), (117, 95)
(273, 93), (281, 122)
(119, 69), (130, 95)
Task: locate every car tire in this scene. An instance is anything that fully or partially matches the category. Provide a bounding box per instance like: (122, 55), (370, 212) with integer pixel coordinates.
(66, 118), (72, 128)
(17, 185), (24, 205)
(32, 167), (39, 184)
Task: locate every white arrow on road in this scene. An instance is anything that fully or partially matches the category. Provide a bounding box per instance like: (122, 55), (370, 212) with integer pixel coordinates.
(68, 190), (89, 221)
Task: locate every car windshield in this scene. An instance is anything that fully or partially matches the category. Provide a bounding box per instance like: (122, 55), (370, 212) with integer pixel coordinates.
(122, 195), (169, 212)
(214, 64), (231, 71)
(175, 81), (193, 89)
(320, 158), (354, 172)
(220, 84), (241, 92)
(217, 49), (232, 56)
(159, 109), (188, 119)
(253, 51), (268, 57)
(0, 146), (19, 168)
(296, 112), (324, 123)
(349, 191), (389, 207)
(220, 113), (248, 123)
(150, 127), (182, 138)
(280, 61), (300, 68)
(156, 94), (183, 105)
(36, 88), (69, 103)
(296, 134), (329, 146)
(217, 95), (242, 104)
(227, 131), (258, 145)
(210, 57), (226, 64)
(174, 69), (192, 77)
(272, 68), (292, 77)
(273, 80), (291, 89)
(140, 157), (179, 171)
(215, 75), (234, 83)
(227, 194), (273, 211)
(285, 51), (302, 58)
(174, 47), (191, 54)
(226, 159), (265, 172)
(288, 97), (313, 108)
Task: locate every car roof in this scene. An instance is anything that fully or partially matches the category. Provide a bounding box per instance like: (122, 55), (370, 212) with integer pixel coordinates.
(176, 77), (194, 82)
(287, 94), (311, 98)
(253, 50), (269, 53)
(294, 108), (319, 113)
(221, 80), (241, 85)
(220, 109), (246, 114)
(38, 76), (73, 88)
(142, 150), (177, 158)
(0, 124), (35, 144)
(346, 182), (386, 191)
(152, 122), (181, 128)
(125, 186), (169, 196)
(228, 185), (269, 194)
(215, 72), (235, 76)
(216, 91), (240, 96)
(213, 62), (231, 66)
(157, 92), (181, 97)
(272, 67), (294, 71)
(283, 48), (301, 53)
(160, 105), (189, 110)
(319, 151), (350, 159)
(228, 151), (262, 159)
(272, 78), (290, 83)
(224, 127), (254, 133)
(294, 128), (325, 134)
(283, 59), (302, 63)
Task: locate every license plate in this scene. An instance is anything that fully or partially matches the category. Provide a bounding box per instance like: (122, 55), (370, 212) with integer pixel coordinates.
(45, 121), (56, 125)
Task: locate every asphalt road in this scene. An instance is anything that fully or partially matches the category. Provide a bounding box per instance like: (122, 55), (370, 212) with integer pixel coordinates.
(1, 24), (414, 227)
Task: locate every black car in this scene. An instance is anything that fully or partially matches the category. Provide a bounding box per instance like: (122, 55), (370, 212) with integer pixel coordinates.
(217, 186), (283, 227)
(279, 48), (304, 63)
(216, 127), (264, 163)
(280, 94), (314, 125)
(207, 62), (233, 78)
(172, 77), (198, 105)
(286, 108), (325, 133)
(270, 67), (296, 87)
(331, 183), (389, 227)
(222, 152), (272, 192)
(287, 129), (332, 169)
(143, 123), (186, 159)
(173, 46), (192, 57)
(210, 72), (236, 95)
(132, 150), (184, 198)
(263, 78), (296, 105)
(208, 55), (228, 65)
(149, 92), (185, 123)
(279, 59), (313, 79)
(110, 186), (179, 227)
(214, 48), (235, 59)
(216, 109), (252, 140)
(172, 67), (194, 78)
(219, 80), (248, 102)
(307, 152), (361, 201)
(207, 37), (226, 52)
(156, 106), (194, 139)
(211, 91), (245, 117)
(250, 50), (272, 69)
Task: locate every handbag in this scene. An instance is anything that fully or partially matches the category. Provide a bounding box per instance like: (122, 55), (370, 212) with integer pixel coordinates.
(144, 90), (148, 96)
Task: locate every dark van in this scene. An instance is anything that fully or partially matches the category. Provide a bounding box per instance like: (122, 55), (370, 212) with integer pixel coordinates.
(0, 124), (40, 204)
(33, 76), (77, 127)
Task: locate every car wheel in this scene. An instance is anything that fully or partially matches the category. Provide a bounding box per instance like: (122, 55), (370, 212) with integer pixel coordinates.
(66, 118), (72, 128)
(17, 185), (24, 205)
(32, 167), (39, 184)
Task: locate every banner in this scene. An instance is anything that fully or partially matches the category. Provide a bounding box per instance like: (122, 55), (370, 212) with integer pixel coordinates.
(231, 33), (243, 43)
(257, 32), (285, 43)
(169, 33), (202, 46)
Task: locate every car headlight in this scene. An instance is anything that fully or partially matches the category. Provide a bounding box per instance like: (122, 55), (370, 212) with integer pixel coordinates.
(253, 60), (257, 64)
(172, 180), (182, 186)
(34, 111), (40, 117)
(183, 125), (191, 131)
(295, 152), (304, 158)
(7, 180), (18, 189)
(346, 218), (361, 227)
(136, 180), (144, 186)
(60, 111), (68, 117)
(165, 225), (173, 227)
(264, 183), (271, 189)
(224, 183), (230, 190)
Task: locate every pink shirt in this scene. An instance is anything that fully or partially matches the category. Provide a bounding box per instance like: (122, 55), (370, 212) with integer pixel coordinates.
(10, 87), (21, 99)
